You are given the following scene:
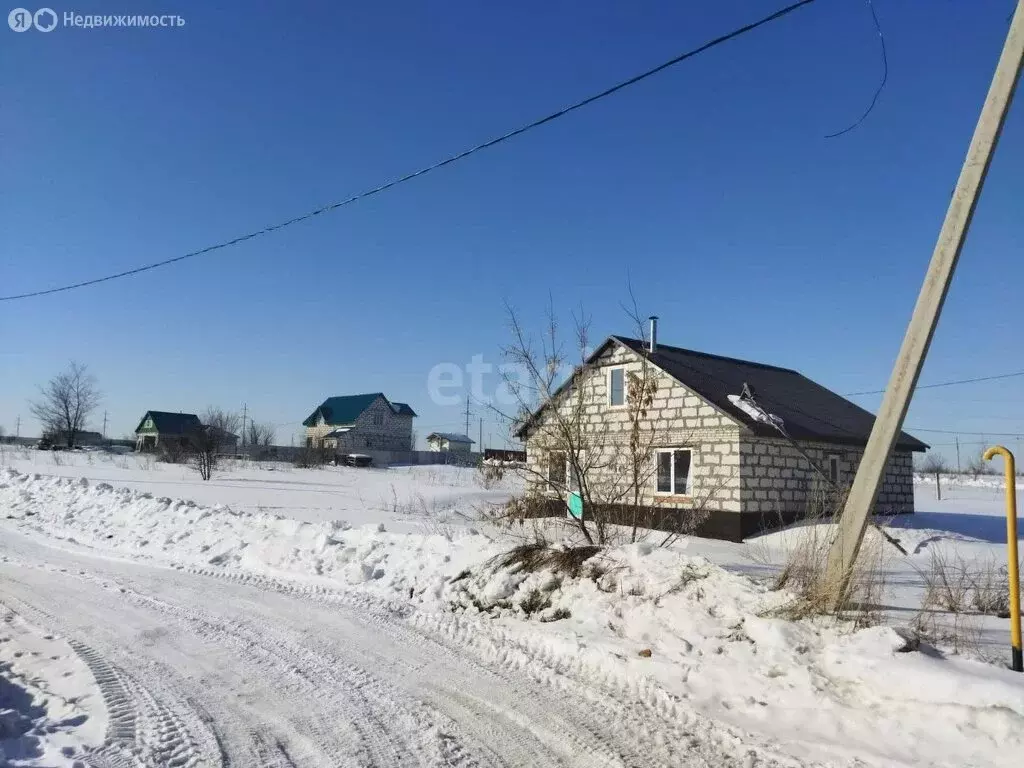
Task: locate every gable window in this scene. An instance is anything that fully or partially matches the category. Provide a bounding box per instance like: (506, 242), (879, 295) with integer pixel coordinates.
(373, 413), (384, 426)
(608, 367), (626, 406)
(827, 454), (841, 484)
(548, 451), (567, 485)
(655, 448), (692, 495)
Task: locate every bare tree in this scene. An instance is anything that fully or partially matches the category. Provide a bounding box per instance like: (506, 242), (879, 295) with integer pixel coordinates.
(202, 407), (242, 439)
(187, 426), (218, 481)
(965, 454), (992, 479)
(184, 407), (242, 480)
(919, 453), (950, 500)
(498, 299), (717, 547)
(247, 421), (275, 447)
(29, 362), (101, 448)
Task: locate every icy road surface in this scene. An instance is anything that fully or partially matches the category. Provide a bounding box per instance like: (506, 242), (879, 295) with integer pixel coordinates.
(0, 531), (766, 768)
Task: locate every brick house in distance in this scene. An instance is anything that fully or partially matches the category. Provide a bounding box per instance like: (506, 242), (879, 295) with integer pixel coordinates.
(515, 320), (927, 541)
(303, 393), (416, 452)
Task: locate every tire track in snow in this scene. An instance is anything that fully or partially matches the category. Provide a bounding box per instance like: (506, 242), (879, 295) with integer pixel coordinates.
(178, 566), (771, 767)
(0, 542), (807, 768)
(4, 554), (501, 767)
(2, 595), (216, 768)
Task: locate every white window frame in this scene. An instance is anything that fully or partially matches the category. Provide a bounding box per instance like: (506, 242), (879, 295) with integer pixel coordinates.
(607, 366), (628, 408)
(827, 454), (841, 484)
(653, 448), (693, 496)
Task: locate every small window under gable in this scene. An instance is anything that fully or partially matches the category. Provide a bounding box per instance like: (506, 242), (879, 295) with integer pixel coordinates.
(373, 413), (384, 426)
(609, 367), (626, 406)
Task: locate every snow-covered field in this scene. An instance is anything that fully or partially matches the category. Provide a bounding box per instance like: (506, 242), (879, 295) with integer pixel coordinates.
(0, 448), (1021, 767)
(0, 447), (518, 527)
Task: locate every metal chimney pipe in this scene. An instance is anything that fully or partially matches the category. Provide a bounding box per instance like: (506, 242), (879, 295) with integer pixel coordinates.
(648, 316), (658, 353)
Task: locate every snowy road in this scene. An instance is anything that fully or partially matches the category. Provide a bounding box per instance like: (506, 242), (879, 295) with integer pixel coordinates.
(0, 530), (772, 768)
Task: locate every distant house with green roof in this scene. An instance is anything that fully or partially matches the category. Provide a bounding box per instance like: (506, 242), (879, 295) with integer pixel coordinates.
(302, 393), (417, 452)
(134, 410), (202, 452)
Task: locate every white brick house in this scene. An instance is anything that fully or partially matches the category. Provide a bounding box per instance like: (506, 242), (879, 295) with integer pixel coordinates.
(303, 393), (416, 452)
(515, 331), (926, 541)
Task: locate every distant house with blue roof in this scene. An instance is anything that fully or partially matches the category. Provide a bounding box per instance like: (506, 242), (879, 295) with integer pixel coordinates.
(302, 393), (417, 452)
(425, 432), (474, 454)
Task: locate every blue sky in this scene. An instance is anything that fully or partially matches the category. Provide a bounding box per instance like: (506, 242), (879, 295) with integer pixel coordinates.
(2, 0), (1021, 459)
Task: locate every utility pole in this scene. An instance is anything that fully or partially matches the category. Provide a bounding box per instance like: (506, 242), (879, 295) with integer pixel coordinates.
(955, 435), (961, 474)
(15, 416), (20, 439)
(826, 1), (1024, 604)
(241, 403), (248, 448)
(479, 417), (483, 455)
(102, 410), (108, 439)
(463, 396), (471, 438)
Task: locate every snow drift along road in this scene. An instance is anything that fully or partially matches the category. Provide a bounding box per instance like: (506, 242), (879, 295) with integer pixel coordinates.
(1, 468), (1023, 767)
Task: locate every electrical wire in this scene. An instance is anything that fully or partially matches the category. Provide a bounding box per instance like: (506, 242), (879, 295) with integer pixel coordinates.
(824, 0), (887, 137)
(1, 0), (820, 302)
(844, 370), (1024, 396)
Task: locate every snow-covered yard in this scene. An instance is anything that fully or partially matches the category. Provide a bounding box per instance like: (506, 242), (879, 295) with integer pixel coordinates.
(0, 446), (518, 527)
(0, 447), (1022, 767)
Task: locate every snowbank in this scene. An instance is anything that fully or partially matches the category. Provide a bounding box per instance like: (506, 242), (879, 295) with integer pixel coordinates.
(2, 468), (1024, 767)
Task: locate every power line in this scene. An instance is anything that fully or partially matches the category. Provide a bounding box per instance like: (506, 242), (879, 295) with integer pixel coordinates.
(1, 0), (820, 302)
(906, 426), (1023, 437)
(824, 0), (887, 138)
(845, 370), (1024, 396)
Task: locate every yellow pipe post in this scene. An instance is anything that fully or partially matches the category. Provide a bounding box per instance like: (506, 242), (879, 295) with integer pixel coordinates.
(984, 445), (1022, 672)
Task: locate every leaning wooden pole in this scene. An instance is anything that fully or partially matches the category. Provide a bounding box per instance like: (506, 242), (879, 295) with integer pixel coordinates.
(824, 2), (1024, 607)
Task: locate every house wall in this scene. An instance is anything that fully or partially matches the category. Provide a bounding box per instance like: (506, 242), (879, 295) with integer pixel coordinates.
(738, 438), (915, 519)
(429, 439), (472, 453)
(306, 396), (414, 452)
(523, 343), (744, 514)
(521, 341), (918, 540)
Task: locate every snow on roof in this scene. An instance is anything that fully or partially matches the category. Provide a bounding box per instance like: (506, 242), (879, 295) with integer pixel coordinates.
(426, 432), (474, 444)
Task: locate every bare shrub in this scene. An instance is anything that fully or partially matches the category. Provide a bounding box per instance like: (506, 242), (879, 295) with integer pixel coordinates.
(490, 542), (602, 579)
(293, 445), (329, 469)
(477, 463), (504, 489)
(158, 439), (188, 465)
(387, 487), (471, 540)
(771, 488), (891, 625)
(916, 548), (1014, 618)
(173, 407), (245, 480)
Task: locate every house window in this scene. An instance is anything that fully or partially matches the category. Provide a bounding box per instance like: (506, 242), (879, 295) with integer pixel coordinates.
(608, 367), (626, 406)
(655, 449), (692, 495)
(373, 413), (384, 426)
(828, 454), (841, 484)
(548, 451), (567, 485)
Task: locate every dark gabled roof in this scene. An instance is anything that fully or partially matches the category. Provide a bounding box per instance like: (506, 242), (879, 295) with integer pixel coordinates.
(611, 337), (928, 451)
(515, 337), (928, 452)
(303, 393), (417, 427)
(426, 432), (474, 444)
(135, 411), (201, 435)
(391, 402), (417, 417)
